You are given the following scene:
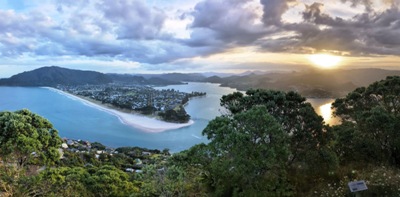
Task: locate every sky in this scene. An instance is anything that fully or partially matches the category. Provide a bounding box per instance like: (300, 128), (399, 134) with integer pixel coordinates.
(0, 0), (399, 77)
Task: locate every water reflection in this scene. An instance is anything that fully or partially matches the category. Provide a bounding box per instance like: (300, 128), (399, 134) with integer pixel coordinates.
(307, 98), (340, 125)
(320, 103), (333, 124)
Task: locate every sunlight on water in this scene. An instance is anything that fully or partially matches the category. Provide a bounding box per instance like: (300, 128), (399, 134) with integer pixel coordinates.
(306, 99), (341, 125)
(319, 103), (333, 124)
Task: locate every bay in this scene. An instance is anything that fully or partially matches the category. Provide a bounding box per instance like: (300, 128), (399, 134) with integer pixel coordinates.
(0, 83), (338, 152)
(307, 98), (341, 125)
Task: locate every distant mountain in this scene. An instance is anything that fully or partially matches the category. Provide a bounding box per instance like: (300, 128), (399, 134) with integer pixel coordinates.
(0, 66), (112, 87)
(237, 70), (268, 76)
(146, 77), (186, 85)
(204, 76), (224, 83)
(3, 66), (398, 98)
(136, 73), (206, 82)
(204, 68), (400, 98)
(107, 74), (147, 84)
(107, 74), (183, 85)
(200, 72), (236, 78)
(0, 66), (191, 87)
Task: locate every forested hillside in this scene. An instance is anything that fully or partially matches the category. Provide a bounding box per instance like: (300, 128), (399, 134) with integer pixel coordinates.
(0, 76), (399, 196)
(204, 68), (400, 98)
(0, 66), (112, 86)
(0, 66), (184, 87)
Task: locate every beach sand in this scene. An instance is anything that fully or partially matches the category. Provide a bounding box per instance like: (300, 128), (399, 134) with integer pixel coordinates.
(44, 87), (194, 132)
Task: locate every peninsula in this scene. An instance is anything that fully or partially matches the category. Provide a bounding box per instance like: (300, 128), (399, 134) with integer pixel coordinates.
(0, 66), (206, 125)
(57, 84), (206, 123)
(46, 87), (195, 132)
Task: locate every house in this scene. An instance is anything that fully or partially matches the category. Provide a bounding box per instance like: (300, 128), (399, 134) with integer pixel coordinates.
(142, 151), (151, 156)
(135, 158), (143, 165)
(67, 139), (74, 146)
(61, 143), (68, 149)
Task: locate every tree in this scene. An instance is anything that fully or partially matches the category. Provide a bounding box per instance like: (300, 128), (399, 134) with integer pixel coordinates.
(85, 165), (139, 197)
(0, 109), (62, 196)
(91, 142), (106, 150)
(159, 105), (190, 123)
(197, 106), (293, 196)
(0, 109), (62, 168)
(134, 164), (189, 197)
(220, 89), (335, 168)
(19, 167), (93, 197)
(332, 76), (400, 165)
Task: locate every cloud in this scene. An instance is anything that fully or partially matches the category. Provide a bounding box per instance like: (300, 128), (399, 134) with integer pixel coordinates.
(302, 2), (346, 26)
(260, 0), (297, 26)
(340, 0), (400, 11)
(340, 0), (373, 11)
(180, 0), (268, 58)
(0, 0), (399, 73)
(257, 2), (400, 56)
(97, 0), (167, 40)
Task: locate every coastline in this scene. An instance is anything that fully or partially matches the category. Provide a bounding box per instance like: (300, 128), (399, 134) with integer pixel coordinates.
(43, 87), (194, 132)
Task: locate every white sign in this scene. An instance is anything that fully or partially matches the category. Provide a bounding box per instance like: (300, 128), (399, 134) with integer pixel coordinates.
(348, 180), (368, 192)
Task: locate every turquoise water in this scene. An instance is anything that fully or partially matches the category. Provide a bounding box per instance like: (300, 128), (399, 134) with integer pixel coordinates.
(0, 83), (237, 152)
(0, 83), (336, 152)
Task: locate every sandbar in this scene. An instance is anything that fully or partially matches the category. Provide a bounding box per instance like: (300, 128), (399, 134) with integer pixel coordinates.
(44, 87), (194, 132)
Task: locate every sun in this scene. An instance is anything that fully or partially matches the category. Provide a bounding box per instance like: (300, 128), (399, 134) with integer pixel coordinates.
(308, 54), (342, 69)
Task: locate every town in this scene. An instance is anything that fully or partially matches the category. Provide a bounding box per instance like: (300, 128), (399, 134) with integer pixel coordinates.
(57, 84), (206, 123)
(59, 138), (169, 174)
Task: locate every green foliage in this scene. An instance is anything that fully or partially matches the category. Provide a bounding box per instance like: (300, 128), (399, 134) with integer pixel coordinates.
(20, 167), (93, 197)
(0, 109), (62, 168)
(196, 106), (294, 196)
(60, 151), (85, 167)
(332, 76), (400, 165)
(91, 142), (106, 150)
(17, 166), (140, 197)
(332, 122), (383, 165)
(158, 105), (190, 123)
(220, 89), (337, 170)
(134, 164), (190, 197)
(85, 165), (139, 196)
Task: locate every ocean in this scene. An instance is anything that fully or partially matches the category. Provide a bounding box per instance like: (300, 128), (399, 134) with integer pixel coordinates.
(0, 83), (337, 152)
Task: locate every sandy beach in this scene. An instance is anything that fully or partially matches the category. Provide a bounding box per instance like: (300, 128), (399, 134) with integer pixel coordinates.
(44, 87), (194, 132)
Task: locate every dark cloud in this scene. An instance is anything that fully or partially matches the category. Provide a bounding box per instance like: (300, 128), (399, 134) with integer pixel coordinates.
(0, 0), (399, 67)
(340, 0), (373, 11)
(182, 0), (269, 56)
(258, 2), (400, 56)
(340, 0), (400, 11)
(260, 0), (297, 26)
(302, 3), (346, 26)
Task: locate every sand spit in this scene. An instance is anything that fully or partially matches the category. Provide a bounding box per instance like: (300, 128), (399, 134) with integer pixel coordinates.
(44, 87), (194, 132)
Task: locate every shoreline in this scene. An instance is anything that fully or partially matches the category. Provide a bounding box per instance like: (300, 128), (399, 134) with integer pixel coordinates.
(43, 87), (194, 133)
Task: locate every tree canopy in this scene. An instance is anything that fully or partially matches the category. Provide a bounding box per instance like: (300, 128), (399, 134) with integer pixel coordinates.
(220, 89), (335, 167)
(332, 76), (400, 165)
(200, 106), (292, 196)
(0, 109), (62, 168)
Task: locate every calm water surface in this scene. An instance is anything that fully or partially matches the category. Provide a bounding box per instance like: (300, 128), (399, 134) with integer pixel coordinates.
(0, 83), (337, 152)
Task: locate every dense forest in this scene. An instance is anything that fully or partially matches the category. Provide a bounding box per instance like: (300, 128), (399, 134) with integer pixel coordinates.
(0, 76), (399, 196)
